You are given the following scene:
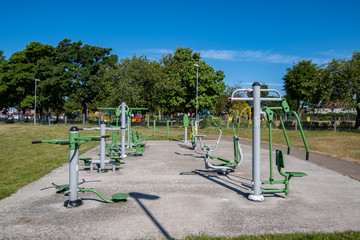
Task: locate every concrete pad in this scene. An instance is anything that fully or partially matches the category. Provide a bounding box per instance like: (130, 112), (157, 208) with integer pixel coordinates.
(0, 140), (359, 239)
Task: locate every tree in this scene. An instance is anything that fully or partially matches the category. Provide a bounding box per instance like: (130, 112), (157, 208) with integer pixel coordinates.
(53, 39), (118, 122)
(316, 51), (360, 129)
(0, 50), (5, 64)
(97, 55), (165, 111)
(283, 60), (318, 117)
(0, 42), (54, 114)
(350, 51), (360, 129)
(161, 47), (226, 113)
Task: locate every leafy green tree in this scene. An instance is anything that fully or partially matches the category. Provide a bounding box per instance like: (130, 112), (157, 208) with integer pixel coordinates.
(0, 42), (54, 114)
(350, 51), (360, 129)
(283, 60), (318, 116)
(0, 50), (5, 64)
(53, 39), (118, 122)
(161, 47), (226, 113)
(316, 51), (360, 129)
(96, 55), (166, 111)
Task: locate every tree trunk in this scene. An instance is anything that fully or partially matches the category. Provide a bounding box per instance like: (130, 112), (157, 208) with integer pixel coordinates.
(355, 104), (360, 130)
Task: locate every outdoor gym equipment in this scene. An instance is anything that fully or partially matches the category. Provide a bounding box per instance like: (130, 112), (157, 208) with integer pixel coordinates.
(229, 82), (308, 202)
(190, 119), (202, 150)
(79, 122), (124, 172)
(99, 102), (155, 156)
(260, 100), (308, 195)
(183, 115), (189, 143)
(32, 126), (128, 208)
(262, 150), (307, 195)
(199, 123), (244, 174)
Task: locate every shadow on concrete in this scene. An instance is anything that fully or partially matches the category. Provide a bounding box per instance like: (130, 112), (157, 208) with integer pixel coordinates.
(180, 170), (250, 198)
(178, 143), (193, 150)
(129, 192), (173, 240)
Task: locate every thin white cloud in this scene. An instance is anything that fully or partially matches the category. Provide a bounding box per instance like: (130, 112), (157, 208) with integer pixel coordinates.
(143, 48), (343, 65)
(200, 50), (237, 60)
(145, 48), (172, 54)
(201, 49), (300, 64)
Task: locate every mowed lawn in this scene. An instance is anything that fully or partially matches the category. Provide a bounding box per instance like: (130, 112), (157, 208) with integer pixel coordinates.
(0, 124), (99, 200)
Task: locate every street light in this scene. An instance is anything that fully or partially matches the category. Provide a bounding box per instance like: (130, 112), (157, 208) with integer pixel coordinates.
(34, 79), (40, 126)
(194, 64), (199, 123)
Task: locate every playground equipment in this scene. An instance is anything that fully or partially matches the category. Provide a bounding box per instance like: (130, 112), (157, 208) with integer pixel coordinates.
(229, 82), (308, 202)
(198, 123), (244, 174)
(32, 126), (128, 208)
(79, 122), (124, 172)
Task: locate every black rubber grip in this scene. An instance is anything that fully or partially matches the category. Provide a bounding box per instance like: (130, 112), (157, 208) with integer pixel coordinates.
(102, 135), (110, 138)
(32, 141), (42, 144)
(91, 138), (101, 141)
(306, 151), (309, 161)
(60, 142), (70, 145)
(287, 147), (290, 155)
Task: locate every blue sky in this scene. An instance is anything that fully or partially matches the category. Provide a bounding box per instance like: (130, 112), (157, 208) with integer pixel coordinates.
(1, 0), (359, 95)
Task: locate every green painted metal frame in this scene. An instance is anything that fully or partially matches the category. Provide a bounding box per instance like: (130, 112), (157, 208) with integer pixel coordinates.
(262, 99), (309, 195)
(32, 128), (128, 204)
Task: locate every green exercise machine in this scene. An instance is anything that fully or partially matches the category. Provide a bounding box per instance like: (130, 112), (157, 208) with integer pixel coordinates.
(261, 99), (308, 195)
(199, 123), (244, 174)
(32, 126), (128, 208)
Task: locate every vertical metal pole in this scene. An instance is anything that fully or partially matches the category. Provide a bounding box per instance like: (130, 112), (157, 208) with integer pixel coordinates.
(248, 82), (264, 202)
(167, 120), (169, 138)
(196, 66), (199, 125)
(184, 127), (187, 143)
(65, 126), (83, 208)
(127, 114), (131, 148)
(121, 102), (127, 158)
(153, 119), (156, 139)
(100, 122), (106, 172)
(33, 79), (39, 126)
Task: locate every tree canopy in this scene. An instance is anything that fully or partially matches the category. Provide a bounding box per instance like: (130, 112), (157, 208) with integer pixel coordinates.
(283, 51), (360, 129)
(0, 42), (226, 120)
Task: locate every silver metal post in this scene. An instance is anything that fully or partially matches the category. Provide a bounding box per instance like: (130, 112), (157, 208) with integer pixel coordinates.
(248, 82), (264, 202)
(194, 64), (199, 144)
(33, 79), (40, 126)
(100, 122), (106, 172)
(127, 115), (131, 148)
(184, 127), (187, 143)
(66, 126), (82, 208)
(120, 102), (127, 158)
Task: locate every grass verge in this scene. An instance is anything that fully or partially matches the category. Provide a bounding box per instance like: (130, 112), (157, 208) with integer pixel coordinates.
(184, 231), (360, 240)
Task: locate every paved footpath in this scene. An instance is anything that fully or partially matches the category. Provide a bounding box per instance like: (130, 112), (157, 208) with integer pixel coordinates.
(0, 140), (359, 239)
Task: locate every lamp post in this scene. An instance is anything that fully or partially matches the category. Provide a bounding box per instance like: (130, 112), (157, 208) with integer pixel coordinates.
(194, 64), (199, 123)
(34, 79), (40, 126)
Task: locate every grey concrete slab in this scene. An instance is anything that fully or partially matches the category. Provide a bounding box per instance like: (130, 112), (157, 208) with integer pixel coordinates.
(0, 140), (359, 239)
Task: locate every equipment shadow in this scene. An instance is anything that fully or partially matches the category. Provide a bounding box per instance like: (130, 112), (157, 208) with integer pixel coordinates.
(129, 192), (173, 240)
(180, 170), (251, 198)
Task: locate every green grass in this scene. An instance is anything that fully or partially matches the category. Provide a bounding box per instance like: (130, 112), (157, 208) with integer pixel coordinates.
(183, 231), (360, 240)
(0, 123), (99, 200)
